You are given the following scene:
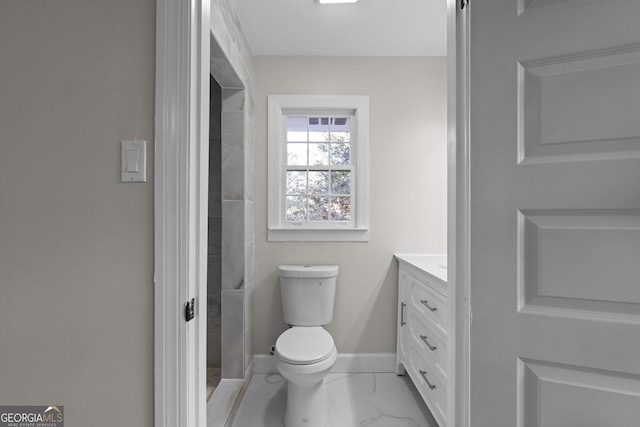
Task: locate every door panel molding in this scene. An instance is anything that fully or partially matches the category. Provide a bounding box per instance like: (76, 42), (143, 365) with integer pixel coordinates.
(518, 43), (640, 164)
(518, 358), (640, 427)
(518, 209), (640, 324)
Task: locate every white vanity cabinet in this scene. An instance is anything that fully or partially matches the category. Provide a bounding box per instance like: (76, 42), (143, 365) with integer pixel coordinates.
(395, 254), (451, 427)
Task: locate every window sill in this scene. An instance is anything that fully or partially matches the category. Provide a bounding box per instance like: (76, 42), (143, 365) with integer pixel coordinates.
(268, 227), (370, 242)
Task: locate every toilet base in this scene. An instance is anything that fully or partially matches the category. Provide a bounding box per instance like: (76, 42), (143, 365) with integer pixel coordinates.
(284, 379), (328, 427)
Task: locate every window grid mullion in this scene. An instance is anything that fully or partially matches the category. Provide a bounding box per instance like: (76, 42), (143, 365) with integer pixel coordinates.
(281, 106), (357, 226)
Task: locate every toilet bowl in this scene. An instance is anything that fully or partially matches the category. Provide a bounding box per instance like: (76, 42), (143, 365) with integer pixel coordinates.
(274, 326), (337, 427)
(274, 265), (339, 427)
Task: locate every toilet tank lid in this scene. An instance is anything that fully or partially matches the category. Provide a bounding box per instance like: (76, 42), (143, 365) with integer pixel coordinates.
(278, 265), (339, 278)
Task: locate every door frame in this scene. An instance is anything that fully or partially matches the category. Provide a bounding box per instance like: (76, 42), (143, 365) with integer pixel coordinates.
(154, 0), (210, 426)
(448, 0), (471, 426)
(153, 0), (469, 426)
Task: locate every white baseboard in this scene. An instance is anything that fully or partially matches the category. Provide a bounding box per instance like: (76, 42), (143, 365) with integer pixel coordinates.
(252, 353), (396, 374)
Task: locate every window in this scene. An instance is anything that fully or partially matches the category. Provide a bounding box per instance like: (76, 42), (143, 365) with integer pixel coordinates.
(268, 95), (369, 241)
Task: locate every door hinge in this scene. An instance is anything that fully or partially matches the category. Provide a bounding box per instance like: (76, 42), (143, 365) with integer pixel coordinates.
(461, 0), (469, 9)
(185, 298), (195, 322)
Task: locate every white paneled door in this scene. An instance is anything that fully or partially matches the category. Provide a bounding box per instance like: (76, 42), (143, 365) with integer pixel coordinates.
(468, 0), (640, 425)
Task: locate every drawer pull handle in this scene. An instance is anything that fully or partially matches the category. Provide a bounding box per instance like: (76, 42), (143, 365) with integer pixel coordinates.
(400, 302), (407, 326)
(420, 299), (437, 312)
(420, 334), (437, 351)
(419, 370), (437, 390)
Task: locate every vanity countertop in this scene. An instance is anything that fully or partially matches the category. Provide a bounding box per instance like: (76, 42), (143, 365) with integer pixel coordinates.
(395, 254), (447, 283)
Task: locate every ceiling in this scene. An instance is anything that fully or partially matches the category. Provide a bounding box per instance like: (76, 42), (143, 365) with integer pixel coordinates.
(229, 0), (447, 57)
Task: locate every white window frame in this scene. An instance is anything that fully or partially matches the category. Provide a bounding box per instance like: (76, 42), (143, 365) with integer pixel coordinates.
(268, 95), (370, 242)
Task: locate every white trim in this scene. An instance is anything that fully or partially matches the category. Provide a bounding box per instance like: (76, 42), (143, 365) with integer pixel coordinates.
(267, 95), (370, 242)
(268, 228), (370, 242)
(253, 353), (396, 374)
(194, 2), (211, 427)
(154, 0), (209, 426)
(519, 303), (640, 326)
(448, 0), (469, 426)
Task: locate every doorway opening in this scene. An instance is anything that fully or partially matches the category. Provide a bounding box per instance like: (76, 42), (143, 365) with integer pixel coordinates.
(207, 74), (223, 401)
(205, 33), (253, 427)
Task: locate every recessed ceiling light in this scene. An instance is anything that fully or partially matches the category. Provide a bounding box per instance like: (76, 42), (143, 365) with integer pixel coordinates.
(318, 0), (358, 4)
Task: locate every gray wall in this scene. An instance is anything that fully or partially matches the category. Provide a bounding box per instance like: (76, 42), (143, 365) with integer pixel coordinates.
(0, 0), (256, 424)
(254, 56), (447, 354)
(0, 0), (154, 425)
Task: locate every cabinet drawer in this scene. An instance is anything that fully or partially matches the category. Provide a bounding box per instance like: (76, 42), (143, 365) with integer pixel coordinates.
(408, 276), (448, 336)
(408, 310), (448, 380)
(408, 344), (448, 427)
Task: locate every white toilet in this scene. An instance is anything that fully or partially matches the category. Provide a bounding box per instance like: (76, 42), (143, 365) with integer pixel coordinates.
(274, 265), (339, 427)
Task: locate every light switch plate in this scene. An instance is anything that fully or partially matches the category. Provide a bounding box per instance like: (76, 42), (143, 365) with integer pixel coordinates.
(121, 140), (146, 182)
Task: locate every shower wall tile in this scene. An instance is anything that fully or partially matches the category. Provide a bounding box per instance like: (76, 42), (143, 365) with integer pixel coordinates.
(222, 88), (245, 112)
(207, 255), (222, 296)
(211, 0), (256, 382)
(244, 321), (253, 373)
(210, 41), (243, 89)
(222, 289), (245, 379)
(209, 195), (222, 222)
(210, 0), (254, 85)
(209, 138), (222, 189)
(221, 145), (244, 201)
(244, 78), (256, 119)
(245, 200), (255, 244)
(244, 118), (256, 202)
(222, 200), (245, 290)
(208, 217), (223, 255)
(222, 111), (244, 146)
(210, 78), (222, 136)
(244, 278), (254, 326)
(207, 291), (222, 367)
(222, 111), (245, 200)
(244, 240), (254, 289)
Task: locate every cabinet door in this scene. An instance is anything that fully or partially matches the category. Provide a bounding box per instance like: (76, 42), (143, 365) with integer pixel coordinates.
(408, 274), (448, 336)
(409, 309), (448, 381)
(408, 341), (448, 426)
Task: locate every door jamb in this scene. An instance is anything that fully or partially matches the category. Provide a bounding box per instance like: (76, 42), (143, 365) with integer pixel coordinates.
(154, 0), (210, 426)
(448, 0), (471, 426)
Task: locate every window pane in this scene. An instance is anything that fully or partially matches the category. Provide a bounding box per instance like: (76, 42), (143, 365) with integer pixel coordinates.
(331, 196), (351, 221)
(330, 171), (350, 194)
(309, 143), (329, 165)
(309, 171), (329, 194)
(287, 117), (307, 142)
(330, 117), (350, 142)
(286, 196), (307, 221)
(308, 196), (329, 221)
(330, 142), (350, 166)
(286, 171), (307, 195)
(308, 117), (329, 142)
(287, 142), (307, 165)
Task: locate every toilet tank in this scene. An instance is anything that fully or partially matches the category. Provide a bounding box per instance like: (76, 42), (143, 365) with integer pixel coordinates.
(279, 265), (338, 326)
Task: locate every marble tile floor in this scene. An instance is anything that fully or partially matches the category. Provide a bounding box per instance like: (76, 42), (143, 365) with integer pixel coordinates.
(229, 373), (438, 427)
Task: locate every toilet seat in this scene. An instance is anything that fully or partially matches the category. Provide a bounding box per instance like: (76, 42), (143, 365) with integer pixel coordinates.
(275, 327), (335, 365)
